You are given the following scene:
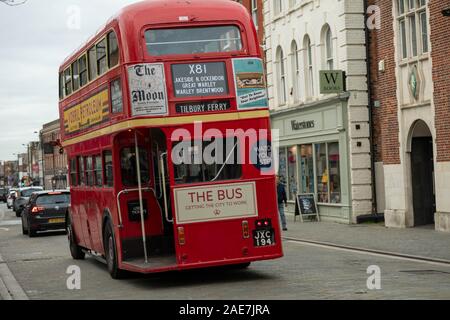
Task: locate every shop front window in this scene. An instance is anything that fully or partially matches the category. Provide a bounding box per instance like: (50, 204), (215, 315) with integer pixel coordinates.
(278, 142), (341, 204)
(287, 146), (298, 200)
(315, 143), (329, 203)
(278, 147), (287, 184)
(328, 142), (341, 203)
(300, 144), (314, 194)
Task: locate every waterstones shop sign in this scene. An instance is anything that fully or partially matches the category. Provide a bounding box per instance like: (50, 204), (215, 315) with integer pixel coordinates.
(291, 120), (315, 131)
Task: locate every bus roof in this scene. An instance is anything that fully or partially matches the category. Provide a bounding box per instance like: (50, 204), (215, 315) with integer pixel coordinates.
(60, 0), (254, 70)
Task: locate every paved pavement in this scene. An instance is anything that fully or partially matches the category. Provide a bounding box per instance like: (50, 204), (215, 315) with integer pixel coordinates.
(0, 203), (450, 300)
(283, 214), (450, 262)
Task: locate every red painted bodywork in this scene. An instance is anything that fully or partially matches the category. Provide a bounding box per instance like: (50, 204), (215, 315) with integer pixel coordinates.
(59, 0), (283, 274)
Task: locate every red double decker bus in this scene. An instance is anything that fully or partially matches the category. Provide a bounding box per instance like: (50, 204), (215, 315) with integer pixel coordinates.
(59, 0), (283, 278)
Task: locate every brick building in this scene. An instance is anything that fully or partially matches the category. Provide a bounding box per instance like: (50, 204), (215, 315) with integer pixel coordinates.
(369, 0), (450, 232)
(41, 119), (68, 190)
(235, 0), (265, 46)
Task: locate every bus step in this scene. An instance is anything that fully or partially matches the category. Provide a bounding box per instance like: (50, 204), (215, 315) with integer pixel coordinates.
(123, 254), (177, 269)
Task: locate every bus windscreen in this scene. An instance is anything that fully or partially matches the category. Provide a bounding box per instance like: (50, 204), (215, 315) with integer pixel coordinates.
(145, 25), (242, 56)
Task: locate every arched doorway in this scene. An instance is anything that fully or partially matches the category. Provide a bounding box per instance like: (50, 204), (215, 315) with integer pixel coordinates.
(409, 120), (435, 226)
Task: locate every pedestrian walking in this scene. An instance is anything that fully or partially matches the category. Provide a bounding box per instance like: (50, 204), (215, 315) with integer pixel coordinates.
(276, 175), (288, 231)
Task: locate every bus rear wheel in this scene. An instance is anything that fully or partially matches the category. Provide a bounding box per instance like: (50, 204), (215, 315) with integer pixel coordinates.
(67, 214), (85, 260)
(104, 222), (126, 279)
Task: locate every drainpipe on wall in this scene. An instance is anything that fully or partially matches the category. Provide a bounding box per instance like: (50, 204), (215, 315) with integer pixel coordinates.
(357, 0), (384, 224)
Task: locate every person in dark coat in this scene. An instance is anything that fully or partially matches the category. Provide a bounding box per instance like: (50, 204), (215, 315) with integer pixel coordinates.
(276, 175), (288, 231)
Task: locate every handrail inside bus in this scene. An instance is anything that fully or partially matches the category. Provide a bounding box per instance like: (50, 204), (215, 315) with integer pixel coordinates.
(160, 152), (173, 224)
(210, 141), (238, 182)
(116, 187), (156, 227)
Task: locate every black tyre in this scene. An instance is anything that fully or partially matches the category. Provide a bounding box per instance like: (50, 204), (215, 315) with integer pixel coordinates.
(28, 221), (36, 238)
(15, 210), (21, 218)
(104, 221), (126, 279)
(22, 221), (28, 235)
(67, 214), (85, 260)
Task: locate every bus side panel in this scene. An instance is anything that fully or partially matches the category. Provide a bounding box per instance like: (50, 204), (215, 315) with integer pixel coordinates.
(70, 189), (90, 249)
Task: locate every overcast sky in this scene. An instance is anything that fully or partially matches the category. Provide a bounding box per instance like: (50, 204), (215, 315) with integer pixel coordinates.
(0, 0), (140, 161)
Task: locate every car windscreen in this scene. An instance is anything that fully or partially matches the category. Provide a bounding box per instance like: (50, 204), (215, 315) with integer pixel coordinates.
(21, 189), (42, 197)
(145, 25), (242, 56)
(36, 194), (70, 205)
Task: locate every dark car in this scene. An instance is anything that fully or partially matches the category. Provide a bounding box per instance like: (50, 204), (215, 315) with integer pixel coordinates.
(13, 187), (43, 217)
(21, 190), (70, 237)
(0, 187), (9, 202)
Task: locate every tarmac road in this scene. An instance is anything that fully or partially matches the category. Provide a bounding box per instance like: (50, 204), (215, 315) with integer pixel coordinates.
(0, 202), (449, 300)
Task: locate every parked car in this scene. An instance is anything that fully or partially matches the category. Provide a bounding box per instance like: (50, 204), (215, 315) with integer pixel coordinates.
(0, 187), (9, 202)
(7, 189), (17, 209)
(21, 190), (70, 237)
(13, 187), (44, 217)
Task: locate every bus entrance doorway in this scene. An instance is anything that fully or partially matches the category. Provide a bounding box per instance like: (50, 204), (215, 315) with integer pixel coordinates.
(116, 129), (176, 273)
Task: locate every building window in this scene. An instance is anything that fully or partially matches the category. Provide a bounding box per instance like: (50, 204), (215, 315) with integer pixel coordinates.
(315, 143), (328, 203)
(278, 142), (341, 204)
(304, 35), (314, 98)
(276, 46), (287, 105)
(299, 144), (314, 194)
(328, 142), (341, 204)
(287, 146), (298, 201)
(104, 151), (113, 187)
(397, 0), (428, 59)
(324, 25), (334, 70)
(278, 147), (287, 186)
(251, 0), (258, 28)
(290, 41), (300, 102)
(274, 0), (283, 16)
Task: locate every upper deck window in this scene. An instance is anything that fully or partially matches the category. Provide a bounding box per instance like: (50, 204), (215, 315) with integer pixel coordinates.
(145, 25), (242, 56)
(96, 39), (108, 76)
(108, 31), (119, 68)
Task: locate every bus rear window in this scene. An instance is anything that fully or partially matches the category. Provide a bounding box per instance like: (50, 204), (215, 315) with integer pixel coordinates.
(172, 138), (242, 185)
(145, 26), (242, 56)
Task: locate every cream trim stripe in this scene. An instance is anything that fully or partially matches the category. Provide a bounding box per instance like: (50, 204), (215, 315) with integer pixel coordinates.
(62, 109), (270, 147)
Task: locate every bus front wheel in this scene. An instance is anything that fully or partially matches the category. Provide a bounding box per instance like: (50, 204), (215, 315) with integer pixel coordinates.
(104, 222), (126, 280)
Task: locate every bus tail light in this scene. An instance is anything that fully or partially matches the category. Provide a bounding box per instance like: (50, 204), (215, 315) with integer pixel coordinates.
(178, 227), (186, 246)
(242, 221), (250, 239)
(31, 206), (45, 214)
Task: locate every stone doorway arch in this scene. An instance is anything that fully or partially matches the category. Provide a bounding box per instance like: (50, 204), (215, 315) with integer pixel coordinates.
(407, 120), (435, 227)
